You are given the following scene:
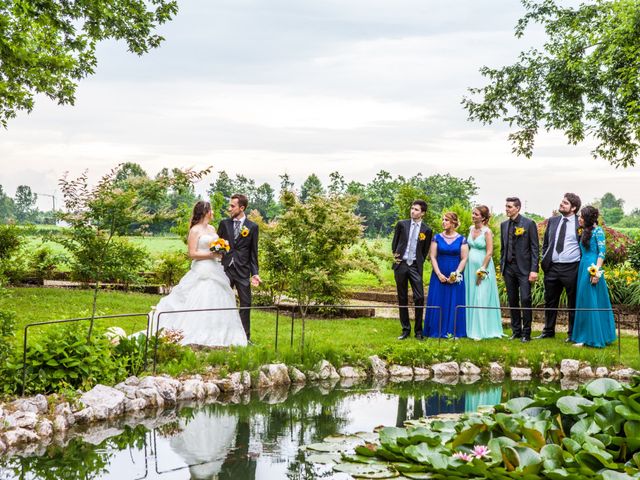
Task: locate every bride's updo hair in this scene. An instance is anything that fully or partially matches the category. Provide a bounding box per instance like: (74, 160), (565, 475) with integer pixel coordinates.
(580, 205), (599, 248)
(190, 201), (212, 228)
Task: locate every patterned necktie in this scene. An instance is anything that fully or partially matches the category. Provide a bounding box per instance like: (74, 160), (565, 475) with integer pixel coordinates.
(556, 217), (568, 254)
(233, 220), (241, 239)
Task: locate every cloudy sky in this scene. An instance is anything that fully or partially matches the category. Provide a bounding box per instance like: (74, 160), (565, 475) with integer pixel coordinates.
(2, 0), (639, 216)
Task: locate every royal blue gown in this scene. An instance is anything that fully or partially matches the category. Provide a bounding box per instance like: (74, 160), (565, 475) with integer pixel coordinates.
(424, 234), (467, 338)
(571, 226), (616, 348)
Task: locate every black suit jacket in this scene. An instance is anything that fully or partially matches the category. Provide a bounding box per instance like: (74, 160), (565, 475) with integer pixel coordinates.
(541, 214), (581, 272)
(500, 215), (539, 276)
(391, 220), (432, 275)
(217, 218), (259, 283)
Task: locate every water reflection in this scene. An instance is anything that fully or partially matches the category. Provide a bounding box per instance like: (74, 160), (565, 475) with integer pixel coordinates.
(0, 380), (541, 480)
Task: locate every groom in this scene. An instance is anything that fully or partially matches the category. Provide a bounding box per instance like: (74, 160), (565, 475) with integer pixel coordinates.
(392, 200), (432, 340)
(218, 194), (261, 342)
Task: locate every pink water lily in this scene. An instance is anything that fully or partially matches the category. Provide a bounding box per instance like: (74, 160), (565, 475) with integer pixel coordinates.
(453, 452), (473, 462)
(472, 445), (491, 458)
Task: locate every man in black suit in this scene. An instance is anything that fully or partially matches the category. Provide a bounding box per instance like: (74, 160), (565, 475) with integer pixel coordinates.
(537, 193), (581, 342)
(218, 194), (261, 342)
(500, 197), (539, 343)
(392, 199), (432, 340)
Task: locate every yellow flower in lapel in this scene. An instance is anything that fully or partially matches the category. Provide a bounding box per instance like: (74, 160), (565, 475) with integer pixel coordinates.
(578, 227), (583, 236)
(419, 232), (426, 241)
(240, 226), (250, 238)
(514, 227), (525, 236)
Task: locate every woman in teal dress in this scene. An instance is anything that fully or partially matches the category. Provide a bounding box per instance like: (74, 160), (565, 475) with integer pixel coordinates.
(464, 206), (503, 340)
(571, 206), (616, 348)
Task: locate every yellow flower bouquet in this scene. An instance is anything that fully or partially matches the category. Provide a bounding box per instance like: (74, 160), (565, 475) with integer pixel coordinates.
(210, 238), (231, 254)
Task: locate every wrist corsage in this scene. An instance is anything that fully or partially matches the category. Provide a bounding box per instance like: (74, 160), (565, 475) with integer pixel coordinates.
(588, 264), (603, 279)
(476, 268), (489, 280)
(448, 271), (463, 283)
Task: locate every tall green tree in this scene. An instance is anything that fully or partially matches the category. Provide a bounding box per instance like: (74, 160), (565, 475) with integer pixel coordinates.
(463, 0), (640, 167)
(300, 174), (324, 203)
(253, 183), (279, 221)
(14, 185), (37, 223)
(328, 171), (347, 196)
(0, 0), (178, 127)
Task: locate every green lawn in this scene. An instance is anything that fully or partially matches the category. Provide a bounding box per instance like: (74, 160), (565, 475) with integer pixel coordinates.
(3, 288), (637, 375)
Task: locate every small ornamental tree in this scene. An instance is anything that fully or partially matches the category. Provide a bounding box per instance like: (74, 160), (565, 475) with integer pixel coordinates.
(260, 192), (381, 315)
(56, 165), (210, 337)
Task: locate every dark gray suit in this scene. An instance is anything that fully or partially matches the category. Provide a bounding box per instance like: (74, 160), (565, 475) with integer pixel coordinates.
(500, 214), (539, 339)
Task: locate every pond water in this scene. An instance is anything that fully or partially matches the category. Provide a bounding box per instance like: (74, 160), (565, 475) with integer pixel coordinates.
(0, 379), (545, 480)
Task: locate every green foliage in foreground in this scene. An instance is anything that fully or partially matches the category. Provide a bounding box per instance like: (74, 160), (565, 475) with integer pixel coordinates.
(307, 377), (640, 479)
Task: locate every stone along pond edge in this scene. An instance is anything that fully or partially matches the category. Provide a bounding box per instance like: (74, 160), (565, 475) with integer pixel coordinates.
(0, 356), (637, 456)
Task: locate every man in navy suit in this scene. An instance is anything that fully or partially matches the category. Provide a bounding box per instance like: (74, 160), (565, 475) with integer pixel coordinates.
(392, 200), (433, 340)
(218, 194), (261, 342)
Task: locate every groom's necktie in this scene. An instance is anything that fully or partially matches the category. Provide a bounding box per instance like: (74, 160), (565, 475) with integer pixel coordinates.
(508, 220), (516, 263)
(233, 219), (241, 240)
(555, 217), (568, 254)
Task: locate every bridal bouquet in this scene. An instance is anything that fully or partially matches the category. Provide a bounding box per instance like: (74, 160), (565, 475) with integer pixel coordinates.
(210, 238), (231, 254)
(476, 268), (489, 280)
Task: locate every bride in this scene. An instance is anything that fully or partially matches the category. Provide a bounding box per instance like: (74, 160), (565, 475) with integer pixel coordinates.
(151, 200), (248, 347)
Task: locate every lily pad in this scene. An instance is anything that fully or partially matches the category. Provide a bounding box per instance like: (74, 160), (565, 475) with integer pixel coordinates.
(599, 471), (634, 480)
(324, 434), (363, 444)
(504, 397), (535, 413)
(585, 378), (624, 397)
(540, 444), (564, 470)
(306, 453), (341, 464)
(333, 462), (400, 478)
(306, 442), (354, 452)
(403, 473), (434, 479)
(556, 396), (594, 415)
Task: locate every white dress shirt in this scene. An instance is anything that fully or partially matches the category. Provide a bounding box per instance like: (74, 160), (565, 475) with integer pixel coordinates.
(552, 214), (581, 263)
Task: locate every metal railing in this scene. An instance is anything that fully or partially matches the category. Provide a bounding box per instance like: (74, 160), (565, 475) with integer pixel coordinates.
(21, 313), (151, 396)
(453, 305), (623, 358)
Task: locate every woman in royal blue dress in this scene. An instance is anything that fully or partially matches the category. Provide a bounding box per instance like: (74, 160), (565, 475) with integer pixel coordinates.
(424, 212), (469, 338)
(571, 206), (616, 348)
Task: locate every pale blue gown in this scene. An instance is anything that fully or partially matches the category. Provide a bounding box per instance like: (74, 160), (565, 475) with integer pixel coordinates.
(464, 227), (503, 339)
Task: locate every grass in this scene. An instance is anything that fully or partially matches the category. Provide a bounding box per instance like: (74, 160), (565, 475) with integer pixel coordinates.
(3, 288), (637, 376)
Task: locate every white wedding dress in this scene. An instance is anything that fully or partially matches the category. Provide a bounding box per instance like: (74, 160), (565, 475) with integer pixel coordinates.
(150, 233), (248, 347)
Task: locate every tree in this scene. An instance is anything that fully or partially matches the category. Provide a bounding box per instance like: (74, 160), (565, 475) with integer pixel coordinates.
(14, 185), (37, 223)
(328, 171), (347, 196)
(56, 165), (209, 336)
(0, 186), (15, 222)
(597, 192), (625, 210)
(253, 183), (279, 221)
(114, 162), (148, 186)
(463, 0), (640, 167)
(0, 0), (178, 127)
(300, 174), (324, 203)
(279, 173), (295, 194)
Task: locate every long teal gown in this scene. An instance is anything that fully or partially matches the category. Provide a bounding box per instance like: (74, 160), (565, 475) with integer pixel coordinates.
(464, 227), (503, 339)
(571, 226), (616, 348)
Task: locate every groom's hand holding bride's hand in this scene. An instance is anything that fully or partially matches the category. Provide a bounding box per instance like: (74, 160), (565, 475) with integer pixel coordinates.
(251, 275), (261, 287)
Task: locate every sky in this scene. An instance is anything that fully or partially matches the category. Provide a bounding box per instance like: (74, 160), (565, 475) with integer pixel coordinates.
(1, 0), (639, 216)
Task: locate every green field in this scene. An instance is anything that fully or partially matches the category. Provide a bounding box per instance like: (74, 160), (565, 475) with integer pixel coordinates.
(2, 287), (636, 374)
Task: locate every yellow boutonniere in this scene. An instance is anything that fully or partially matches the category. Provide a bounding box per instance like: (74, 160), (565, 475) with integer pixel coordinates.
(514, 227), (525, 236)
(578, 227), (583, 236)
(240, 226), (250, 238)
(419, 232), (426, 241)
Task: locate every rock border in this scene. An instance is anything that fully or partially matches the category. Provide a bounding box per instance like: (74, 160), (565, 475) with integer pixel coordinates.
(0, 358), (636, 452)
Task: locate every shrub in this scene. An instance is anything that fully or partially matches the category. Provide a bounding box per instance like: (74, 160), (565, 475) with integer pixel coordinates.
(29, 245), (67, 280)
(606, 266), (640, 306)
(0, 224), (29, 284)
(19, 326), (125, 394)
(153, 251), (190, 287)
(628, 235), (640, 271)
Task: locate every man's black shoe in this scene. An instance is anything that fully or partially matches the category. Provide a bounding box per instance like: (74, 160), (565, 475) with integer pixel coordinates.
(535, 333), (555, 339)
(415, 334), (424, 341)
(521, 337), (531, 343)
(397, 333), (410, 340)
(509, 334), (520, 340)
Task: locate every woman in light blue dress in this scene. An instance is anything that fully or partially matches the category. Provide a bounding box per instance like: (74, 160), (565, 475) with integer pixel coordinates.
(571, 206), (616, 348)
(464, 206), (503, 340)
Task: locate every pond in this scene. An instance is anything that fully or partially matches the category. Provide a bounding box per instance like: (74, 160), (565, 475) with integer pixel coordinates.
(0, 379), (546, 480)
